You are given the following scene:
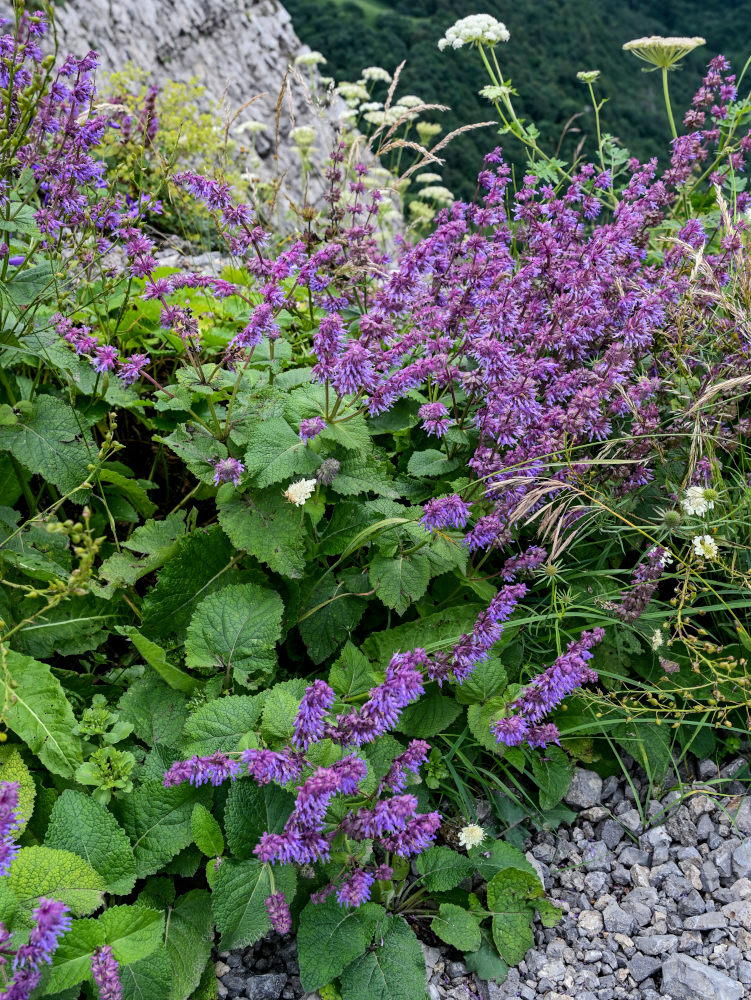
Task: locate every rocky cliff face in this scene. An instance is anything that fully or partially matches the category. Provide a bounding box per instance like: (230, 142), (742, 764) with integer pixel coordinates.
(42, 0), (335, 194)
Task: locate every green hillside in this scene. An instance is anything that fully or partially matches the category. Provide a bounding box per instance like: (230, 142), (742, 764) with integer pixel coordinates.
(285, 0), (751, 197)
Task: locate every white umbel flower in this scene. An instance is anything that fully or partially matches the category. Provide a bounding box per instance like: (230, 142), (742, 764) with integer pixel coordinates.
(336, 82), (370, 103)
(362, 66), (392, 83)
(622, 36), (705, 69)
(283, 479), (317, 507)
(458, 824), (486, 849)
(294, 50), (327, 67)
(692, 534), (718, 559)
(291, 126), (316, 149)
(438, 14), (509, 51)
(419, 185), (454, 205)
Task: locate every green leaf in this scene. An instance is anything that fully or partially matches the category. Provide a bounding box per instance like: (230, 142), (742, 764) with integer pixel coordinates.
(369, 551), (431, 616)
(182, 694), (264, 756)
(122, 511), (187, 555)
(9, 846), (105, 917)
(331, 453), (399, 498)
(531, 745), (572, 811)
(260, 678), (307, 744)
(112, 780), (210, 879)
(101, 904), (165, 963)
(453, 657), (508, 705)
(118, 672), (189, 747)
(3, 261), (55, 304)
(185, 583), (283, 690)
(430, 904), (481, 952)
(10, 595), (114, 659)
(397, 686), (461, 738)
(212, 858), (297, 950)
(0, 394), (93, 495)
(362, 605), (482, 666)
(329, 643), (377, 699)
(0, 747), (35, 834)
(339, 914), (427, 1000)
(141, 526), (237, 639)
(415, 846), (474, 891)
(469, 839), (538, 882)
(119, 627), (198, 694)
(44, 790), (137, 895)
(467, 697), (508, 753)
(120, 946), (172, 1000)
(217, 486), (306, 579)
(487, 868), (542, 966)
(192, 804), (224, 857)
(407, 450), (460, 477)
(3, 650), (82, 777)
(99, 468), (157, 518)
(165, 890), (214, 1000)
(298, 573), (368, 664)
(243, 417), (319, 486)
(464, 935), (508, 984)
(156, 424), (225, 485)
(298, 895), (384, 993)
(320, 414), (371, 452)
(46, 919), (105, 994)
(223, 781), (293, 860)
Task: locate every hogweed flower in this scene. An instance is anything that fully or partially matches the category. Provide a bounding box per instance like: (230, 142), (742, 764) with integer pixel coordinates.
(361, 66), (391, 84)
(438, 14), (509, 50)
(622, 36), (705, 69)
(458, 824), (485, 850)
(577, 70), (601, 84)
(692, 534), (718, 559)
(283, 479), (317, 506)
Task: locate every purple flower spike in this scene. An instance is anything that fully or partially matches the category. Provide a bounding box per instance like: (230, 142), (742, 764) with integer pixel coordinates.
(211, 456), (245, 487)
(293, 679), (335, 750)
(421, 495), (472, 531)
(163, 752), (241, 788)
(265, 893), (291, 934)
(92, 344), (119, 373)
(118, 352), (149, 387)
(0, 781), (20, 876)
(91, 946), (122, 1000)
(337, 869), (374, 907)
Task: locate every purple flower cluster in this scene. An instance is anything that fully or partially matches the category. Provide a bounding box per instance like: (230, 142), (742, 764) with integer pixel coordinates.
(609, 546), (671, 621)
(211, 457), (245, 487)
(421, 495), (472, 531)
(264, 893), (292, 934)
(2, 897), (72, 1000)
(91, 946), (122, 1000)
(0, 782), (20, 877)
(492, 628), (605, 748)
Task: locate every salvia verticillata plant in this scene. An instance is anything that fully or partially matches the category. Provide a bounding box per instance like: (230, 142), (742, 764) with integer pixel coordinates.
(0, 5), (750, 999)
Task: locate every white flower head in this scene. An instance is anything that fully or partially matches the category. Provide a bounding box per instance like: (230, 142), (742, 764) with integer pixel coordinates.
(622, 36), (705, 69)
(479, 84), (512, 102)
(651, 629), (664, 651)
(395, 95), (423, 109)
(438, 14), (510, 51)
(681, 485), (716, 516)
(294, 50), (327, 68)
(415, 172), (443, 184)
(458, 824), (486, 850)
(692, 534), (718, 560)
(336, 82), (370, 103)
(419, 185), (454, 205)
(577, 70), (601, 84)
(416, 121), (442, 141)
(291, 125), (316, 149)
(362, 66), (391, 84)
(236, 119), (268, 135)
(283, 479), (317, 507)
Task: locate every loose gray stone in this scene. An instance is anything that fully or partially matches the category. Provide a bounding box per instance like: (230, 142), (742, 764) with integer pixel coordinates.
(619, 847), (650, 866)
(698, 759), (719, 780)
(701, 860), (721, 892)
(677, 889), (706, 918)
(660, 952), (744, 1000)
(565, 769), (603, 809)
(684, 912), (728, 930)
(578, 910), (604, 936)
(697, 813), (715, 842)
(737, 960), (751, 985)
(244, 975), (288, 1000)
(221, 975), (248, 994)
(583, 840), (611, 872)
(618, 809), (643, 834)
(601, 819), (625, 850)
(629, 953), (662, 982)
(730, 797), (751, 834)
(634, 934), (678, 956)
(732, 839), (751, 878)
(721, 899), (751, 929)
(603, 902), (634, 936)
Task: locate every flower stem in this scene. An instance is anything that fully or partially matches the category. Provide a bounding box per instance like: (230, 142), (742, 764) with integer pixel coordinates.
(662, 66), (678, 140)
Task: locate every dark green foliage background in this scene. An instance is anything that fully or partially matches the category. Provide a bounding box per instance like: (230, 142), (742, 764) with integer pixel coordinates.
(286, 0), (751, 198)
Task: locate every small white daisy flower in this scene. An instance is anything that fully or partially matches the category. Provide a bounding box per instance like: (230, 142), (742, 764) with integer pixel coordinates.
(692, 534), (718, 560)
(458, 824), (486, 850)
(681, 485), (715, 516)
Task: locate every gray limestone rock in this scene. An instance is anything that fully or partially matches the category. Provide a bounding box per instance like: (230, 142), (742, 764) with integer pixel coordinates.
(244, 975), (289, 1000)
(660, 952), (744, 1000)
(564, 769), (603, 809)
(732, 839), (751, 878)
(629, 954), (662, 983)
